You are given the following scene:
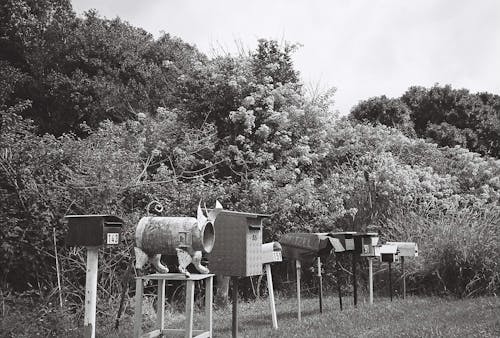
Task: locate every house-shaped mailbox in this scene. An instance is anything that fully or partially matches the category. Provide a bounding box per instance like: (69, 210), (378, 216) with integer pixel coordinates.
(354, 232), (379, 256)
(208, 210), (270, 277)
(386, 242), (418, 257)
(375, 244), (399, 263)
(65, 215), (123, 247)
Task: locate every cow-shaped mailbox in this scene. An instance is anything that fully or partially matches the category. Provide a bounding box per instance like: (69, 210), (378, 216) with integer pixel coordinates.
(134, 201), (223, 276)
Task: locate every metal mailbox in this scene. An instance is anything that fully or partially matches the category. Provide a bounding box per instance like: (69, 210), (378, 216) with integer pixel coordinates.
(354, 232), (379, 256)
(375, 244), (399, 263)
(208, 210), (270, 277)
(329, 232), (357, 252)
(65, 215), (123, 247)
(386, 242), (418, 257)
(261, 241), (282, 264)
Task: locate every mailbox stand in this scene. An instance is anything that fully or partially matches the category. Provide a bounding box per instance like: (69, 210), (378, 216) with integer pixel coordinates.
(84, 247), (99, 338)
(65, 215), (123, 338)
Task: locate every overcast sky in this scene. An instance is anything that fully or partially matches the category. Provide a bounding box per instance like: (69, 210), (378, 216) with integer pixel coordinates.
(71, 0), (500, 114)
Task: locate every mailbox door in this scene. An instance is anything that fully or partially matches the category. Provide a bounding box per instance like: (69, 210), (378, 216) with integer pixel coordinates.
(66, 217), (103, 246)
(245, 217), (263, 276)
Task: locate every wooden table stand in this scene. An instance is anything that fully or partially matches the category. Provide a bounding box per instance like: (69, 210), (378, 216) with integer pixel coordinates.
(134, 273), (214, 338)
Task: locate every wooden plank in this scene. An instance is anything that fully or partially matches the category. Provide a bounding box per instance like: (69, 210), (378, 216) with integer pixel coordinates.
(402, 257), (406, 299)
(139, 273), (214, 281)
(185, 280), (195, 338)
(84, 247), (99, 338)
(205, 276), (213, 336)
(140, 329), (161, 338)
(134, 277), (144, 338)
(232, 277), (239, 338)
(157, 279), (165, 330)
(265, 264), (278, 329)
(296, 260), (301, 321)
(369, 258), (374, 305)
(352, 254), (357, 307)
(317, 257), (323, 313)
(162, 329), (206, 334)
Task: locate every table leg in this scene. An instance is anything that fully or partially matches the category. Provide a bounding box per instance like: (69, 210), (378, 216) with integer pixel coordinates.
(133, 278), (143, 338)
(205, 276), (213, 336)
(157, 279), (165, 331)
(185, 280), (194, 338)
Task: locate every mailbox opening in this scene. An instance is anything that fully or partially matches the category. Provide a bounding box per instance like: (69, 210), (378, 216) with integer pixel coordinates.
(202, 221), (215, 253)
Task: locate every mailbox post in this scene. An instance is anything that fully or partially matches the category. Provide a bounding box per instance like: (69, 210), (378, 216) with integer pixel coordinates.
(208, 210), (270, 337)
(375, 244), (399, 301)
(65, 215), (123, 338)
(329, 232), (357, 306)
(386, 242), (418, 299)
(354, 232), (379, 304)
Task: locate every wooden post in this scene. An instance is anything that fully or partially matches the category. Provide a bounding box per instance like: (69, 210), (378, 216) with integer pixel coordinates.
(296, 260), (301, 321)
(205, 276), (213, 336)
(336, 258), (343, 311)
(84, 247), (98, 338)
(133, 278), (143, 338)
(157, 279), (166, 331)
(265, 264), (278, 329)
(231, 277), (239, 338)
(389, 262), (393, 302)
(401, 257), (406, 299)
(185, 280), (195, 338)
(317, 257), (323, 313)
(352, 254), (358, 307)
(368, 258), (374, 305)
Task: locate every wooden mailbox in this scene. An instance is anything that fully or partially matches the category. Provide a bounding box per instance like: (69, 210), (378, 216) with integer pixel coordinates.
(66, 215), (123, 247)
(386, 242), (418, 257)
(354, 232), (379, 257)
(329, 232), (357, 251)
(376, 244), (399, 262)
(208, 210), (270, 277)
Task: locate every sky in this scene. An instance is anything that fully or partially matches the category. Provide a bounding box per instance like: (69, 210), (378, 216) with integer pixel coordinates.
(71, 0), (500, 114)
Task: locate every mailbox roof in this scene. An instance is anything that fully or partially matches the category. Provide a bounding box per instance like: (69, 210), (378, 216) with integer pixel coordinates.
(65, 214), (123, 223)
(213, 210), (271, 218)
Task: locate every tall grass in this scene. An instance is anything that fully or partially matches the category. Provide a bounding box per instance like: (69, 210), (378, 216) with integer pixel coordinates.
(384, 205), (500, 297)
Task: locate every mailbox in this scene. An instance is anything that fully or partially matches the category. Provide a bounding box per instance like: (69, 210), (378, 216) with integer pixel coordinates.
(375, 244), (399, 263)
(261, 242), (282, 264)
(386, 242), (418, 257)
(329, 232), (357, 252)
(354, 232), (379, 256)
(65, 215), (123, 247)
(208, 210), (270, 277)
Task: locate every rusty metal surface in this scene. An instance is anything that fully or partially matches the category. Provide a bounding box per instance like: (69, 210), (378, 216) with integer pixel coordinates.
(138, 217), (198, 255)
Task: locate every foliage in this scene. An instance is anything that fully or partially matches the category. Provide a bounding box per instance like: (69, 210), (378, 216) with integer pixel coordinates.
(349, 84), (500, 158)
(0, 1), (499, 322)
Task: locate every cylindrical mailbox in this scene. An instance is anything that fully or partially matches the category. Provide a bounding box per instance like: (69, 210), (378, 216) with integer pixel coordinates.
(136, 217), (215, 255)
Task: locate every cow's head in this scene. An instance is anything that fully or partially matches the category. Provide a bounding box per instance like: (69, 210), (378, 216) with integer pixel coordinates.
(196, 200), (223, 253)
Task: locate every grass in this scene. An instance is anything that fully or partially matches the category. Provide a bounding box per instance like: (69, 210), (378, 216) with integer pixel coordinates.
(2, 293), (499, 337)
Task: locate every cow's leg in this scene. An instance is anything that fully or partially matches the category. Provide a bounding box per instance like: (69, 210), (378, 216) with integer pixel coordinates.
(150, 254), (169, 273)
(135, 247), (149, 272)
(176, 248), (192, 277)
(192, 251), (209, 274)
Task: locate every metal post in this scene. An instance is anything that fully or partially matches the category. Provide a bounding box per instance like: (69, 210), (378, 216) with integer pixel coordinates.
(369, 258), (373, 305)
(84, 247), (98, 338)
(352, 254), (358, 307)
(231, 277), (239, 338)
(317, 257), (323, 313)
(389, 262), (393, 302)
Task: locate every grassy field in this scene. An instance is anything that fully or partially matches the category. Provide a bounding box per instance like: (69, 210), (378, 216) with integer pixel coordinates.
(2, 293), (499, 337)
(97, 293), (500, 338)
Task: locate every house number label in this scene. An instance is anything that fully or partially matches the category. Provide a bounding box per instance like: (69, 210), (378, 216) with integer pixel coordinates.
(107, 233), (119, 245)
